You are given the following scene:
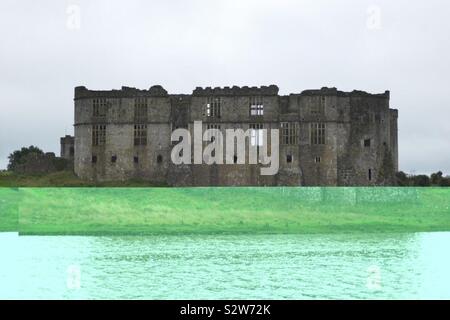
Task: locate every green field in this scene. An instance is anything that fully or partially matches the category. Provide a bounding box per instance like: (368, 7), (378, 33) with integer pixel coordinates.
(0, 188), (20, 232)
(0, 187), (449, 235)
(0, 171), (166, 187)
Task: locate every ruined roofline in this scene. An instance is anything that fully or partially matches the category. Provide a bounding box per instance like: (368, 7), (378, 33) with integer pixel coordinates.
(74, 85), (280, 99)
(74, 85), (169, 99)
(75, 85), (389, 100)
(295, 87), (390, 99)
(60, 136), (74, 146)
(192, 85), (279, 96)
(389, 109), (399, 117)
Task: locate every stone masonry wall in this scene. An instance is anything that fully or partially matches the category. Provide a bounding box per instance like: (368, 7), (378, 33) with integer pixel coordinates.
(73, 85), (398, 186)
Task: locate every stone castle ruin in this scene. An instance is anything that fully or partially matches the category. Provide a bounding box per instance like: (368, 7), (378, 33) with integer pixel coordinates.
(62, 85), (398, 186)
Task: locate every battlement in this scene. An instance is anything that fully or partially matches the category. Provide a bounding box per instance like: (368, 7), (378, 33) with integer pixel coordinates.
(60, 135), (74, 142)
(298, 87), (390, 99)
(75, 85), (390, 100)
(192, 85), (279, 96)
(74, 85), (168, 99)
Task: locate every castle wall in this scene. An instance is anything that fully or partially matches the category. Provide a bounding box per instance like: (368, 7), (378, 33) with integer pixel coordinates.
(72, 85), (398, 186)
(337, 93), (395, 185)
(60, 135), (75, 161)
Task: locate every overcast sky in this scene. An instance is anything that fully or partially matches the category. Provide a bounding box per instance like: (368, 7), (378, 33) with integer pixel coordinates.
(0, 0), (449, 174)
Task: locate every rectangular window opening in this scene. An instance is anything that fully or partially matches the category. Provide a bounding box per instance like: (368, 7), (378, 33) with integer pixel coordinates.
(287, 154), (293, 163)
(249, 123), (264, 147)
(134, 124), (147, 146)
(249, 96), (264, 116)
(205, 97), (221, 118)
(92, 125), (106, 146)
(310, 123), (326, 145)
(280, 122), (298, 145)
(134, 97), (148, 122)
(93, 98), (107, 117)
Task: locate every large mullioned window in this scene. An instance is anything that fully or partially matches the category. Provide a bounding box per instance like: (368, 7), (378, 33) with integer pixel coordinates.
(92, 125), (106, 146)
(93, 99), (107, 117)
(134, 97), (148, 122)
(134, 124), (147, 146)
(280, 122), (298, 145)
(249, 96), (264, 116)
(310, 122), (326, 145)
(204, 97), (221, 118)
(249, 123), (264, 147)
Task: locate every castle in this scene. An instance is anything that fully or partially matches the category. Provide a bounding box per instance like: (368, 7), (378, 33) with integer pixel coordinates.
(62, 85), (398, 186)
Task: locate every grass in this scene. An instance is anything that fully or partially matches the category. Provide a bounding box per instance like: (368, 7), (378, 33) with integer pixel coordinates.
(0, 171), (166, 187)
(0, 188), (19, 232)
(0, 187), (449, 235)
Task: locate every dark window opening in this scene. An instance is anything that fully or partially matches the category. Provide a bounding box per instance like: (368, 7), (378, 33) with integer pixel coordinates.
(368, 169), (372, 181)
(92, 125), (106, 146)
(134, 97), (148, 122)
(287, 155), (293, 163)
(233, 155), (238, 164)
(134, 124), (147, 146)
(134, 156), (139, 164)
(364, 139), (371, 147)
(92, 155), (97, 163)
(93, 98), (107, 118)
(204, 97), (221, 118)
(310, 123), (326, 145)
(111, 155), (117, 163)
(280, 122), (298, 145)
(157, 155), (163, 164)
(315, 156), (321, 163)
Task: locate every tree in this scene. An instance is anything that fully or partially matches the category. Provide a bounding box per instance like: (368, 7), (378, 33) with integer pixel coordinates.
(440, 176), (450, 187)
(430, 171), (443, 186)
(412, 174), (430, 187)
(395, 171), (409, 186)
(7, 146), (44, 171)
